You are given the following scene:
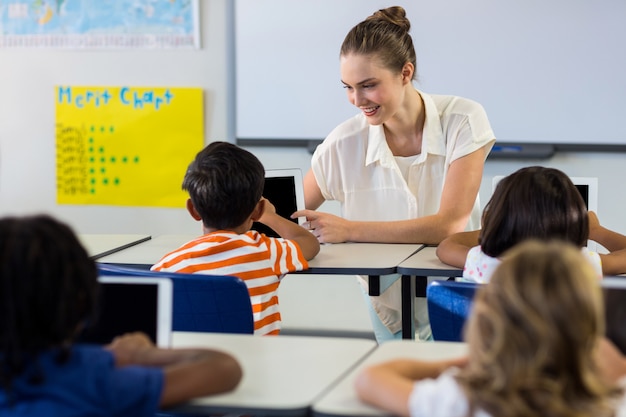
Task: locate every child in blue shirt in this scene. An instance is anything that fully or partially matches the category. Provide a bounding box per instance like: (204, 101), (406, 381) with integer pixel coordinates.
(0, 215), (242, 416)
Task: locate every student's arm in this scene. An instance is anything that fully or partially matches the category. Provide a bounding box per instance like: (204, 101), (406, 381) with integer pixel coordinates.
(589, 211), (626, 252)
(294, 147), (488, 244)
(589, 211), (626, 275)
(258, 198), (320, 260)
(598, 250), (626, 276)
(106, 332), (243, 408)
(436, 230), (481, 268)
(354, 357), (468, 417)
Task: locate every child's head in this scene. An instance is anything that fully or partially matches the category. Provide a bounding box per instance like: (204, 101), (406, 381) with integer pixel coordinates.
(0, 215), (98, 383)
(182, 141), (265, 230)
(460, 240), (614, 416)
(480, 166), (588, 257)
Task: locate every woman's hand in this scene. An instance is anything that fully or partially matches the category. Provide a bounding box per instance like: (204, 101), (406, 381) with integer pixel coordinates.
(293, 209), (352, 243)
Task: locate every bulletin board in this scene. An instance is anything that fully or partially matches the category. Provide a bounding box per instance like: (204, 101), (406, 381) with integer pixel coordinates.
(55, 86), (203, 208)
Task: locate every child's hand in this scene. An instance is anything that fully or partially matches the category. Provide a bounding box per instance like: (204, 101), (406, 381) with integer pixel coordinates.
(258, 197), (277, 224)
(261, 197), (276, 215)
(105, 332), (155, 367)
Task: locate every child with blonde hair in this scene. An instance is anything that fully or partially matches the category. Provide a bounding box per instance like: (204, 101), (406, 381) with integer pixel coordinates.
(356, 240), (626, 417)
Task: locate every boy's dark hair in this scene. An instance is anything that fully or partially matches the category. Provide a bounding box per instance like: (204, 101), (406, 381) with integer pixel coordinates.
(182, 141), (265, 230)
(0, 215), (98, 389)
(479, 166), (589, 257)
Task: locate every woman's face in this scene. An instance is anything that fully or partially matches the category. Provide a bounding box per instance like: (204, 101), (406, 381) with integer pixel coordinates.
(340, 53), (405, 126)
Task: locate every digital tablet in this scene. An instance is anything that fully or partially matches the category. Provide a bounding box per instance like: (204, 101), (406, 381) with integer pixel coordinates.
(252, 168), (306, 238)
(78, 276), (173, 347)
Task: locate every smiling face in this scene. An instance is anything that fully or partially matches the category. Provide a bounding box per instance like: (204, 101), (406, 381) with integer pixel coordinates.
(340, 53), (410, 126)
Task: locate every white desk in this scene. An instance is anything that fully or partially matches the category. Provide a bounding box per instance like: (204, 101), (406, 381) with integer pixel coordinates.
(77, 234), (151, 260)
(96, 234), (196, 268)
(303, 242), (423, 276)
(99, 237), (423, 274)
(312, 340), (468, 417)
(167, 332), (377, 416)
(397, 246), (464, 278)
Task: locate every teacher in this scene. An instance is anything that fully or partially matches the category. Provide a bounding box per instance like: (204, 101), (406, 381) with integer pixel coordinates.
(293, 6), (496, 342)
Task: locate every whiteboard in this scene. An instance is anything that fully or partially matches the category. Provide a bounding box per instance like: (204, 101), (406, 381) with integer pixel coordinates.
(235, 0), (626, 146)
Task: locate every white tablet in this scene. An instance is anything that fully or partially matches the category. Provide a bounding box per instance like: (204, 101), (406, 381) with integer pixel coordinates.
(78, 276), (173, 347)
(253, 168), (306, 237)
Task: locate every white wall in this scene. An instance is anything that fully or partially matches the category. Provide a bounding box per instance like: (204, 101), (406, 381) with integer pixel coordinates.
(249, 146), (626, 234)
(0, 1), (228, 236)
(1, 0), (625, 237)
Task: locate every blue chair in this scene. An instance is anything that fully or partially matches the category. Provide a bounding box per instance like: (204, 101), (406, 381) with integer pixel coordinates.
(97, 264), (254, 334)
(426, 280), (480, 342)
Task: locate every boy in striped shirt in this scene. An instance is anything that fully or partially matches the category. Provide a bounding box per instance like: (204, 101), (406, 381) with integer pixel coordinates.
(152, 142), (320, 335)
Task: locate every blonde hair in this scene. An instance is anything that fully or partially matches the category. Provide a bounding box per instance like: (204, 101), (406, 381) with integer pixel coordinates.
(457, 240), (619, 417)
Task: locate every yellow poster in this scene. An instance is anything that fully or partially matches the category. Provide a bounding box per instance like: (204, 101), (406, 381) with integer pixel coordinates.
(55, 86), (203, 207)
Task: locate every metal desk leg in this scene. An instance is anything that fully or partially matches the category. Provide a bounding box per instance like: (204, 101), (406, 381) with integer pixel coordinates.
(415, 275), (428, 298)
(401, 275), (415, 339)
(368, 275), (380, 296)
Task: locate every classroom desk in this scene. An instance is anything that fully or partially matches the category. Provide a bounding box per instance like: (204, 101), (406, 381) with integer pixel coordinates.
(167, 332), (377, 417)
(396, 246), (464, 339)
(302, 242), (424, 276)
(98, 236), (424, 339)
(77, 234), (151, 260)
(397, 245), (464, 278)
(95, 234), (196, 267)
(312, 340), (468, 417)
(99, 235), (422, 274)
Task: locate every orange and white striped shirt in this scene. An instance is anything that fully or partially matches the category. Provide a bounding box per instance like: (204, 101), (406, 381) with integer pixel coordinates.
(151, 230), (308, 335)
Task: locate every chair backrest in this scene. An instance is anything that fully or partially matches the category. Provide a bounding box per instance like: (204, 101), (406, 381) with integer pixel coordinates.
(427, 280), (480, 342)
(97, 264), (254, 334)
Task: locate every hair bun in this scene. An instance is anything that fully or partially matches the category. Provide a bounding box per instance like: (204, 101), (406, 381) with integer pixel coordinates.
(368, 6), (410, 33)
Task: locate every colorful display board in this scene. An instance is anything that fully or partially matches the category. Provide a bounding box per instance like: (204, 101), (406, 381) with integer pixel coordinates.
(56, 85), (203, 207)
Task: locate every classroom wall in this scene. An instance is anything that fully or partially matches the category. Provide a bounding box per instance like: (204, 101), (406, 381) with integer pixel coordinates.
(1, 0), (626, 237)
(0, 1), (228, 236)
(249, 147), (626, 236)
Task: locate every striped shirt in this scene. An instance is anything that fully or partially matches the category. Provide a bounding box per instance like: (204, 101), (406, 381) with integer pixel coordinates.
(151, 230), (308, 335)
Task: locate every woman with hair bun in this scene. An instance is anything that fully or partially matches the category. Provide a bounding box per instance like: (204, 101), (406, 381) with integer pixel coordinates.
(294, 6), (496, 342)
